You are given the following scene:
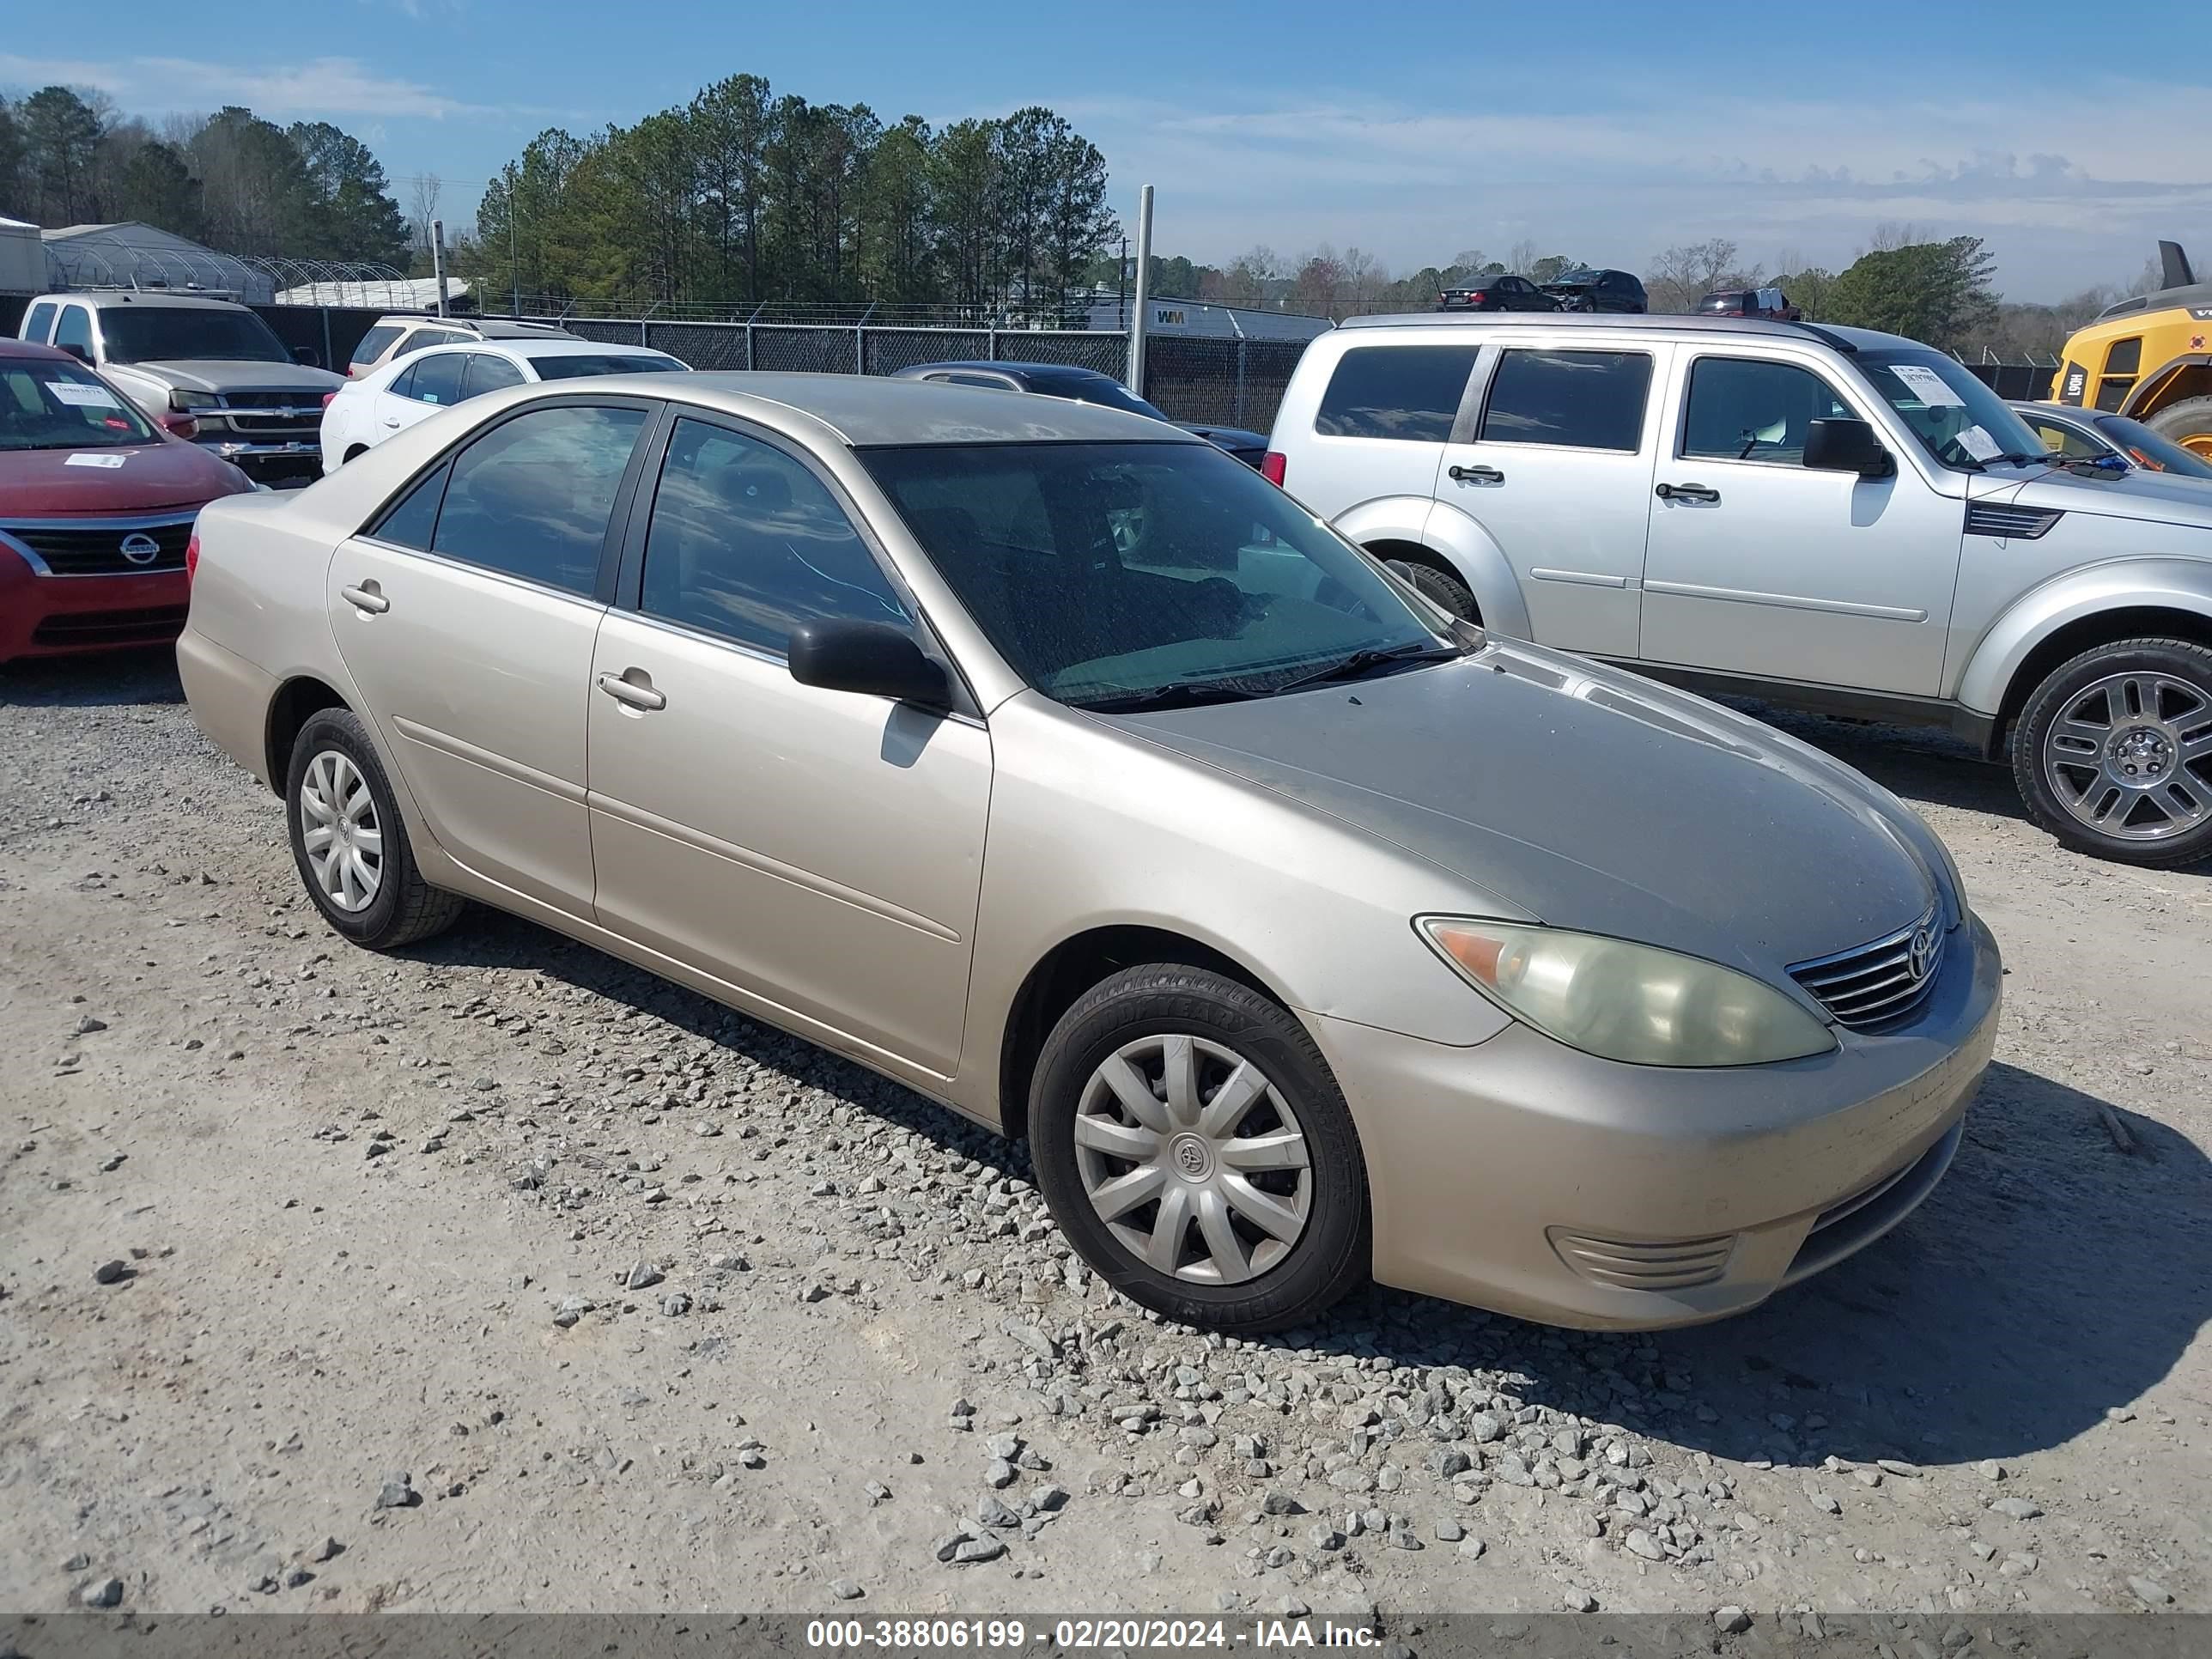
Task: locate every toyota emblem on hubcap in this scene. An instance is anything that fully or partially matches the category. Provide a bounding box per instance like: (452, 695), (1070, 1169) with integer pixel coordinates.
(119, 533), (161, 566)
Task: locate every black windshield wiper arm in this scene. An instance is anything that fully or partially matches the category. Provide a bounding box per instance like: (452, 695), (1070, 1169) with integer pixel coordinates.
(1268, 640), (1464, 696)
(1073, 680), (1269, 714)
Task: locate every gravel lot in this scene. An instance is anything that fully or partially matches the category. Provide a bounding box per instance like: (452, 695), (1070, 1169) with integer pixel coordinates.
(2, 650), (2207, 1620)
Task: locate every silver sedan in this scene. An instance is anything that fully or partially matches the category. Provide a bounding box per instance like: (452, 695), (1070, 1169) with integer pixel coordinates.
(177, 373), (1999, 1333)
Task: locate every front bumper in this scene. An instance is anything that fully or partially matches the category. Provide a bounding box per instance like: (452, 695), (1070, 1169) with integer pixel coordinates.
(198, 437), (322, 489)
(0, 553), (188, 662)
(1311, 910), (2002, 1329)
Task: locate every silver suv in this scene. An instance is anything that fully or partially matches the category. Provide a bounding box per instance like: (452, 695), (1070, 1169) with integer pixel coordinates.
(18, 291), (342, 487)
(1266, 312), (2212, 866)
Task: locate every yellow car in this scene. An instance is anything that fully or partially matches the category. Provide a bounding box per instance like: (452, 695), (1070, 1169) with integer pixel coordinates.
(2052, 241), (2212, 459)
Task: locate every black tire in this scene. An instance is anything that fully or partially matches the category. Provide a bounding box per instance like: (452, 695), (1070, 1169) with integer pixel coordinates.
(2144, 395), (2212, 461)
(284, 707), (466, 948)
(1029, 965), (1370, 1334)
(2008, 636), (2212, 867)
(1386, 556), (1477, 621)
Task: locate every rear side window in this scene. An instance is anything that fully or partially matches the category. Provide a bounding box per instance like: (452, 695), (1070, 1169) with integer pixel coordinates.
(22, 302), (57, 343)
(350, 325), (403, 368)
(1480, 349), (1652, 452)
(1315, 345), (1479, 441)
(408, 352), (466, 406)
(372, 462), (451, 550)
(431, 404), (648, 595)
(460, 353), (526, 399)
(54, 306), (94, 358)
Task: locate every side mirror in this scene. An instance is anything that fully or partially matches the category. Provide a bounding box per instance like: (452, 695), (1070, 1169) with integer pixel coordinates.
(294, 346), (323, 368)
(1804, 417), (1893, 478)
(787, 620), (950, 708)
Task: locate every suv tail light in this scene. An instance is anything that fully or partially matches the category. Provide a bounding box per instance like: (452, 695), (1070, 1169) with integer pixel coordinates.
(1261, 452), (1286, 487)
(185, 532), (200, 586)
(321, 392), (337, 408)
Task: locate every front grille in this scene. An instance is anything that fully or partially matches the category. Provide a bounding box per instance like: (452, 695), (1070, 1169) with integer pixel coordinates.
(2, 519), (193, 575)
(31, 604), (188, 646)
(1548, 1229), (1736, 1291)
(1965, 502), (2063, 540)
(217, 391), (323, 437)
(1789, 907), (1945, 1029)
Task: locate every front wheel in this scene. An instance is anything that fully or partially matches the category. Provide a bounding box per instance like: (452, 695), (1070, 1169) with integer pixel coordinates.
(2010, 637), (2212, 866)
(1030, 966), (1370, 1334)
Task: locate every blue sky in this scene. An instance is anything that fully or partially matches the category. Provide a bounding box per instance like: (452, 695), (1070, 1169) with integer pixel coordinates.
(7, 1), (2210, 300)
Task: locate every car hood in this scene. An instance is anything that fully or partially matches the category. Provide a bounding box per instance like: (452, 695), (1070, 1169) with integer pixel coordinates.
(0, 440), (253, 514)
(2003, 461), (2212, 531)
(120, 360), (343, 395)
(1103, 640), (1939, 979)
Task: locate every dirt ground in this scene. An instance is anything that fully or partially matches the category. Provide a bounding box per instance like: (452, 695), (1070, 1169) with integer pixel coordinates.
(1, 651), (2206, 1621)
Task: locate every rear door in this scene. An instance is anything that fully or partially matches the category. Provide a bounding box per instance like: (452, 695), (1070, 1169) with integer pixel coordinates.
(1639, 348), (1960, 695)
(1432, 339), (1668, 658)
(1291, 340), (1474, 525)
(325, 398), (656, 911)
(585, 413), (990, 1079)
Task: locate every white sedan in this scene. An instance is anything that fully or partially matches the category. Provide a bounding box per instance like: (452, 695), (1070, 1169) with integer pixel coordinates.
(320, 337), (689, 472)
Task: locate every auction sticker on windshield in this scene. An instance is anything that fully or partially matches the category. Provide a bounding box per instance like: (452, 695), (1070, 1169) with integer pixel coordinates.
(64, 453), (128, 468)
(1955, 425), (2001, 461)
(48, 380), (123, 408)
(1891, 363), (1966, 407)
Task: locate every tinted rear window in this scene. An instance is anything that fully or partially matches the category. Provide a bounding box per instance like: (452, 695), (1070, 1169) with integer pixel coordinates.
(1480, 349), (1652, 452)
(1314, 346), (1478, 441)
(351, 325), (403, 366)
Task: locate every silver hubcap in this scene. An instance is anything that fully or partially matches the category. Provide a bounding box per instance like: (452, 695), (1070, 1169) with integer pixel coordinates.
(1073, 1034), (1313, 1286)
(2043, 672), (2212, 842)
(298, 750), (385, 912)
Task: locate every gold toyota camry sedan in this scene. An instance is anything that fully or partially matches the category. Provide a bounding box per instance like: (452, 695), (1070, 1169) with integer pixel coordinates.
(176, 373), (2001, 1334)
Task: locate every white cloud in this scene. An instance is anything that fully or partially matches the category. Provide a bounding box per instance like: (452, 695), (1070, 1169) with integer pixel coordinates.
(0, 52), (483, 118)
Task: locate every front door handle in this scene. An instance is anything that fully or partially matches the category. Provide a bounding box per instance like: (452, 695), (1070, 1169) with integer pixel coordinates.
(1655, 482), (1722, 504)
(340, 581), (389, 615)
(597, 671), (666, 712)
(1448, 463), (1505, 484)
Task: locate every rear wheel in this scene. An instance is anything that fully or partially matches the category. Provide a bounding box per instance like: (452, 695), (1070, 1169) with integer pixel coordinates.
(2010, 637), (2212, 866)
(2145, 395), (2212, 462)
(1373, 549), (1477, 621)
(285, 708), (466, 947)
(1030, 966), (1370, 1334)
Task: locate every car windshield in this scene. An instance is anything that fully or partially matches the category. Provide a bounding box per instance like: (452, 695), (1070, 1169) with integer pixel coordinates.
(2094, 414), (2212, 479)
(0, 360), (161, 450)
(99, 306), (291, 365)
(1553, 270), (1600, 285)
(527, 353), (687, 380)
(860, 440), (1458, 708)
(1850, 349), (2048, 471)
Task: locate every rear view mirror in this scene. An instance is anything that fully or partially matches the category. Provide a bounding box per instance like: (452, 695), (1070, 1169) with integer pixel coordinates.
(787, 620), (951, 708)
(1804, 417), (1893, 478)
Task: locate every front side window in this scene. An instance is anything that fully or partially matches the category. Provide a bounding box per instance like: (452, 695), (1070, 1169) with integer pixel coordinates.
(430, 404), (647, 595)
(54, 307), (94, 358)
(1680, 357), (1853, 465)
(1850, 349), (2047, 471)
(1480, 349), (1652, 452)
(22, 302), (58, 343)
(640, 418), (908, 654)
(98, 307), (289, 364)
(0, 360), (161, 450)
(407, 352), (466, 407)
(1315, 346), (1479, 442)
(862, 440), (1452, 708)
(2028, 418), (2107, 463)
(350, 325), (403, 368)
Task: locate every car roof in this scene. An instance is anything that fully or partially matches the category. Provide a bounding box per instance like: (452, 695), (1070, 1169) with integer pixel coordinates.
(33, 291), (249, 312)
(1334, 310), (1915, 351)
(376, 314), (570, 338)
(614, 370), (1196, 447)
(899, 360), (1113, 383)
(405, 338), (678, 365)
(0, 336), (73, 362)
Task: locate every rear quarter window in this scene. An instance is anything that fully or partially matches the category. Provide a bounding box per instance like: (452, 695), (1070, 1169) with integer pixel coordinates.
(23, 302), (58, 343)
(1314, 345), (1479, 441)
(1480, 349), (1652, 452)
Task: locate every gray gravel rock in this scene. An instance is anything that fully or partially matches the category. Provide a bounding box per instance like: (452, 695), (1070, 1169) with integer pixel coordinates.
(374, 1473), (420, 1510)
(1989, 1495), (2044, 1520)
(79, 1577), (124, 1608)
(92, 1260), (128, 1285)
(1715, 1607), (1752, 1634)
(830, 1578), (864, 1601)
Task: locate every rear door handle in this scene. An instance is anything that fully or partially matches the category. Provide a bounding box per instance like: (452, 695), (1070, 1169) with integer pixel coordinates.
(1655, 482), (1721, 504)
(340, 581), (389, 615)
(1448, 463), (1505, 484)
(381, 417), (402, 428)
(597, 671), (666, 712)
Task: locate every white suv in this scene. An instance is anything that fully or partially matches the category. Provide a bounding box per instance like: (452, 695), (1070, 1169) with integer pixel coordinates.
(344, 314), (576, 378)
(1265, 312), (2212, 866)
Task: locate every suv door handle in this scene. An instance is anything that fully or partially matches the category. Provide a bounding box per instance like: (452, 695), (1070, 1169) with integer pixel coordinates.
(1448, 464), (1505, 484)
(340, 581), (389, 615)
(597, 671), (666, 712)
(1655, 482), (1721, 504)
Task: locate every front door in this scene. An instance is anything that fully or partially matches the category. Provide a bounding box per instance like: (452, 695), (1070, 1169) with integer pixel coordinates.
(585, 414), (991, 1079)
(325, 398), (653, 911)
(1640, 350), (1961, 696)
(1432, 341), (1667, 658)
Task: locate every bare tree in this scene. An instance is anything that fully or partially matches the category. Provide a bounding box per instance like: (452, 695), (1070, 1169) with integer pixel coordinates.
(1864, 220), (1924, 254)
(409, 173), (443, 258)
(1506, 239), (1537, 276)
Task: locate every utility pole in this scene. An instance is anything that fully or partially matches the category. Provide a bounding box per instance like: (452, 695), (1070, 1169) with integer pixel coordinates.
(1127, 185), (1153, 398)
(431, 218), (449, 318)
(508, 184), (520, 317)
(1118, 234), (1129, 326)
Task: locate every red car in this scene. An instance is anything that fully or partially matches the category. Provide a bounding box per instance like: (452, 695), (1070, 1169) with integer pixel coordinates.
(2, 337), (253, 663)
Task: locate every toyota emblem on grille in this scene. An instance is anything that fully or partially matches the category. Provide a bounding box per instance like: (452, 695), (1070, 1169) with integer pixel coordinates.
(119, 533), (162, 566)
(1908, 925), (1936, 983)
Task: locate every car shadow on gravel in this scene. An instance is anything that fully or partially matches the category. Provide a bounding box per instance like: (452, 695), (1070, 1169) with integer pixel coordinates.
(0, 648), (185, 708)
(416, 911), (2207, 1472)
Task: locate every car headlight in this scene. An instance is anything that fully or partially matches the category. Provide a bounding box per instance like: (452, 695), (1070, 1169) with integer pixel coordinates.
(169, 390), (222, 412)
(1418, 917), (1836, 1067)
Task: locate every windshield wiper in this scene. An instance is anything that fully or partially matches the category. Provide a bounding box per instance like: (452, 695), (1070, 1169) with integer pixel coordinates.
(1073, 679), (1270, 714)
(1267, 639), (1465, 696)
